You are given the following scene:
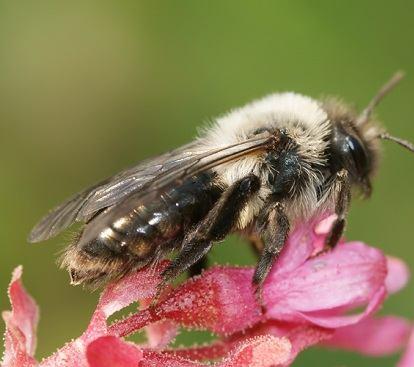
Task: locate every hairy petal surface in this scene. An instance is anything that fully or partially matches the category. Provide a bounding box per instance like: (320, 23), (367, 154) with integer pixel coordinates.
(41, 263), (166, 367)
(165, 321), (332, 365)
(141, 336), (291, 367)
(140, 295), (178, 350)
(110, 267), (262, 337)
(1, 266), (39, 367)
(86, 336), (143, 367)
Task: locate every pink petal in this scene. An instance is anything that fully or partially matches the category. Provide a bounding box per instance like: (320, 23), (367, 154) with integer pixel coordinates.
(164, 340), (233, 361)
(386, 256), (410, 294)
(265, 241), (387, 328)
(233, 321), (333, 366)
(271, 213), (342, 276)
(143, 319), (178, 349)
(324, 316), (411, 356)
(94, 261), (168, 319)
(41, 263), (167, 367)
(2, 266), (39, 367)
(272, 218), (319, 274)
(265, 322), (333, 365)
(141, 336), (291, 367)
(314, 214), (337, 236)
(167, 321), (332, 366)
(218, 335), (291, 367)
(110, 267), (262, 337)
(140, 294), (178, 349)
(140, 351), (201, 367)
(398, 326), (414, 367)
(86, 336), (143, 367)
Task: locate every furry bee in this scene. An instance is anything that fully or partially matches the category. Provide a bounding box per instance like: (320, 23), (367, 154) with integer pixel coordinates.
(29, 72), (414, 296)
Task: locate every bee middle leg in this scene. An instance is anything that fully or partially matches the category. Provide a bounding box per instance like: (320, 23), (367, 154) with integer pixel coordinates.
(156, 174), (261, 297)
(252, 202), (290, 298)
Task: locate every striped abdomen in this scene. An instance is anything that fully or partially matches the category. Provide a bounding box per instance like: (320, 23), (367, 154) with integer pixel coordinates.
(65, 172), (222, 286)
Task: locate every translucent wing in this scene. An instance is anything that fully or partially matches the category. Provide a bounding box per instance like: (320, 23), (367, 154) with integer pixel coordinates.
(29, 134), (273, 243)
(28, 142), (200, 242)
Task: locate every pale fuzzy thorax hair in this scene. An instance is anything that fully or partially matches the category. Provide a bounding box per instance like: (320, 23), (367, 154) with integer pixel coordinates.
(199, 93), (333, 228)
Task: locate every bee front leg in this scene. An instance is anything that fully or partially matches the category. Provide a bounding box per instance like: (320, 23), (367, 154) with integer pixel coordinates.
(253, 202), (290, 302)
(325, 169), (351, 249)
(154, 174), (261, 303)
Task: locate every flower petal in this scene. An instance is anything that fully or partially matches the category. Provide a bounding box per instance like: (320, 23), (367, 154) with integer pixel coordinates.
(386, 256), (410, 294)
(218, 335), (291, 367)
(140, 293), (178, 349)
(140, 351), (201, 367)
(41, 263), (168, 366)
(166, 321), (332, 366)
(265, 242), (387, 327)
(144, 320), (178, 349)
(2, 266), (38, 367)
(110, 267), (262, 337)
(233, 321), (333, 366)
(141, 336), (291, 367)
(264, 322), (333, 365)
(95, 261), (168, 319)
(324, 316), (411, 356)
(398, 325), (414, 367)
(271, 218), (318, 275)
(86, 336), (143, 367)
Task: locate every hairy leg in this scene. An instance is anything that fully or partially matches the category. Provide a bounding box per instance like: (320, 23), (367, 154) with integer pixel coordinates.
(155, 174), (261, 299)
(253, 202), (290, 299)
(326, 169), (351, 248)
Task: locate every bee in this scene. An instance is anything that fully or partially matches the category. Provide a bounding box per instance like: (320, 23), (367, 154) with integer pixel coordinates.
(29, 72), (414, 297)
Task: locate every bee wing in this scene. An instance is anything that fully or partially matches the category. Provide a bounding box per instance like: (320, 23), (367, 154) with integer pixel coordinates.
(28, 142), (200, 243)
(77, 142), (203, 218)
(29, 135), (272, 243)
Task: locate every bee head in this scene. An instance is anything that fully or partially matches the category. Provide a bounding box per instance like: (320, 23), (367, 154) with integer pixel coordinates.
(328, 122), (372, 192)
(324, 71), (414, 197)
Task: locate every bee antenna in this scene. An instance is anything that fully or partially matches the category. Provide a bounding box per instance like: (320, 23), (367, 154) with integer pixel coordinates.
(356, 71), (405, 126)
(379, 132), (414, 154)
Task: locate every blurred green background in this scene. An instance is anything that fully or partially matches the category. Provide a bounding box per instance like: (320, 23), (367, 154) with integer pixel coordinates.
(1, 1), (413, 365)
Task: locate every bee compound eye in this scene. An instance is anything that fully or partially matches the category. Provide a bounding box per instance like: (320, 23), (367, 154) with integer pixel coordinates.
(345, 135), (369, 176)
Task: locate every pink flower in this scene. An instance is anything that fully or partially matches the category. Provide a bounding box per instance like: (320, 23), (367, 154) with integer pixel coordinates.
(1, 215), (412, 366)
(1, 267), (38, 367)
(399, 325), (414, 367)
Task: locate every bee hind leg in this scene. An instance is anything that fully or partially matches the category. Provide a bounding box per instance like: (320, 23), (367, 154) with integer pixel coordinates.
(153, 174), (261, 304)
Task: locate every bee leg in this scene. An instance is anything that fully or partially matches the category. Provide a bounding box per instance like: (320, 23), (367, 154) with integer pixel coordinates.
(188, 255), (208, 277)
(325, 169), (351, 249)
(253, 202), (289, 303)
(154, 174), (261, 303)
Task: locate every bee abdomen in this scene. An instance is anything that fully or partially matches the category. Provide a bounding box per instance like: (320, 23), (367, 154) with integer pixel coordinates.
(123, 172), (223, 256)
(65, 172), (222, 286)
